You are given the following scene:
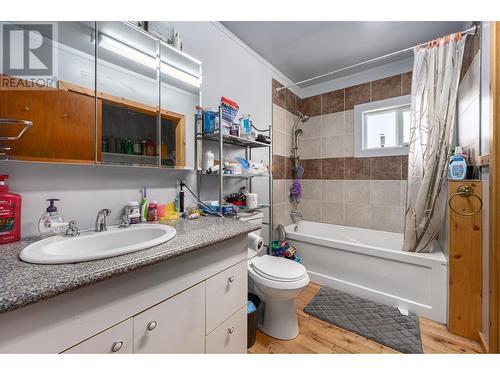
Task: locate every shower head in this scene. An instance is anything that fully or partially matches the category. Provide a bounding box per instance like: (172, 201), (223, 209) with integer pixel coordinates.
(295, 111), (310, 123)
(291, 111), (310, 154)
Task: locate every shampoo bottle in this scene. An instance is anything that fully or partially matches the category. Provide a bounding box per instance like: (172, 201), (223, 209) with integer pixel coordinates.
(0, 175), (21, 244)
(449, 146), (468, 180)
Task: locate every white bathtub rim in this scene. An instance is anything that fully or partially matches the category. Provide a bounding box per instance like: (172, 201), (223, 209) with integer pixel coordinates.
(307, 270), (447, 324)
(284, 221), (448, 265)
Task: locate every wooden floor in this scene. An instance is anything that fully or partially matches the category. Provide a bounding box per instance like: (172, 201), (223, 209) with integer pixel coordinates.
(249, 283), (483, 354)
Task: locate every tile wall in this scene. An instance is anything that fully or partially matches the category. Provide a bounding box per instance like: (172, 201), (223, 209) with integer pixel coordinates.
(272, 74), (411, 233)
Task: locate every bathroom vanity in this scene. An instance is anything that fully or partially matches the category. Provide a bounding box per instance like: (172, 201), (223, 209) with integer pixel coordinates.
(0, 217), (258, 353)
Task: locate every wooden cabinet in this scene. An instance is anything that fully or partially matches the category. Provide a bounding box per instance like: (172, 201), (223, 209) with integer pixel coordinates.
(206, 306), (247, 354)
(63, 318), (133, 354)
(0, 236), (248, 354)
(0, 89), (96, 163)
(133, 282), (205, 354)
(448, 181), (483, 340)
(206, 260), (248, 334)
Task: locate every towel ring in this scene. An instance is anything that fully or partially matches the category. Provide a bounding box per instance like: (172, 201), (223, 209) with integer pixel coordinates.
(448, 184), (483, 217)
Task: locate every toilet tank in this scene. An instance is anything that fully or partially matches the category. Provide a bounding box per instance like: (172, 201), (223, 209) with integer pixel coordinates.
(238, 210), (264, 236)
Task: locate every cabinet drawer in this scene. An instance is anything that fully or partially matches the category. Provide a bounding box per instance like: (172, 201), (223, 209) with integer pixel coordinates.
(206, 260), (247, 334)
(133, 282), (205, 354)
(62, 318), (133, 354)
(206, 305), (247, 354)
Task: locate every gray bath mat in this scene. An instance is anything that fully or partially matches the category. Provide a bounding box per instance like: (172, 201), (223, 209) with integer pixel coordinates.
(304, 287), (423, 354)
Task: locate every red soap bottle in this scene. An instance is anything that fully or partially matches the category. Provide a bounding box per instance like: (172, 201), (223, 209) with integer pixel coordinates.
(0, 175), (21, 244)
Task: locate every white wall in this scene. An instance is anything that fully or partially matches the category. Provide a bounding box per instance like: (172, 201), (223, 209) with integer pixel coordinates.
(300, 57), (414, 98)
(2, 21), (296, 241)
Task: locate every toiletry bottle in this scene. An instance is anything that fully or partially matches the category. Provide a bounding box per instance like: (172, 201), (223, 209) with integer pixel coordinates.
(140, 187), (149, 222)
(38, 199), (66, 237)
(203, 150), (215, 171)
(0, 175), (21, 244)
(147, 200), (158, 221)
(449, 146), (468, 180)
(125, 201), (141, 224)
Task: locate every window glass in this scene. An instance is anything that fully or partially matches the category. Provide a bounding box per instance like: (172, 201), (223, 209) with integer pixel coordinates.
(365, 111), (397, 149)
(402, 110), (411, 144)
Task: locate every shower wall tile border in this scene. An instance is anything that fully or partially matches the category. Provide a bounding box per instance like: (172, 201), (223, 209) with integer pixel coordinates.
(274, 155), (408, 180)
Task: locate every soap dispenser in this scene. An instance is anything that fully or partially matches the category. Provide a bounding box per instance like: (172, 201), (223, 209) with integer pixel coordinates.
(38, 199), (66, 237)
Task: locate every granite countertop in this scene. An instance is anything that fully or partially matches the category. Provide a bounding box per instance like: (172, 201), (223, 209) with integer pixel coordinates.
(0, 216), (260, 314)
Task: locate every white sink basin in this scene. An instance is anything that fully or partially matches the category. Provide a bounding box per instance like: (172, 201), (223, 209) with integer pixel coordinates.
(20, 224), (176, 264)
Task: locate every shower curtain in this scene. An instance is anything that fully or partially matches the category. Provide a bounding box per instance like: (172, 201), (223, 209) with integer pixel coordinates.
(402, 34), (466, 253)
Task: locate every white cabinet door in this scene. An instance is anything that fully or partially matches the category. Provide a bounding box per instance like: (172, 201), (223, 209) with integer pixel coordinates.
(206, 260), (247, 334)
(133, 282), (205, 353)
(62, 318), (133, 354)
(206, 305), (247, 354)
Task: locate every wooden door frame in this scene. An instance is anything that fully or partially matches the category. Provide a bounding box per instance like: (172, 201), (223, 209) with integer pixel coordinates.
(489, 21), (500, 353)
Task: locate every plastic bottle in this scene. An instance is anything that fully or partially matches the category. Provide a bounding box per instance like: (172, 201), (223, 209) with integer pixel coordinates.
(125, 201), (141, 224)
(38, 198), (66, 237)
(147, 200), (158, 222)
(449, 146), (468, 180)
(202, 150), (215, 171)
(0, 175), (22, 244)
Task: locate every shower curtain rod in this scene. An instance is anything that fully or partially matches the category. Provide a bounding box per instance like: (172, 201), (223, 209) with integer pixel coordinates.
(276, 24), (478, 92)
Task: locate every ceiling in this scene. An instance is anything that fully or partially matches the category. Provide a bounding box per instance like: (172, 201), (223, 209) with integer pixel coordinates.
(221, 21), (471, 87)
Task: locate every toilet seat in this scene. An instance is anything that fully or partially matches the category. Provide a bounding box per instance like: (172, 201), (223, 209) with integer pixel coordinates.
(250, 255), (306, 282)
(248, 255), (309, 290)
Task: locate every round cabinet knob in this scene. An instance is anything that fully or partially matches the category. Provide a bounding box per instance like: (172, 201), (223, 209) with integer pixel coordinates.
(147, 320), (157, 331)
(228, 276), (235, 283)
(227, 327), (235, 335)
(111, 340), (123, 352)
(24, 106), (30, 111)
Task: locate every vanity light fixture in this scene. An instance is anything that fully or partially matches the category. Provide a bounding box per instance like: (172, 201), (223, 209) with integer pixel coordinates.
(96, 33), (201, 88)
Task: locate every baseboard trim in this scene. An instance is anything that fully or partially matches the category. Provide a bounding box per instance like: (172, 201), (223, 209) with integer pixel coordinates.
(478, 331), (489, 353)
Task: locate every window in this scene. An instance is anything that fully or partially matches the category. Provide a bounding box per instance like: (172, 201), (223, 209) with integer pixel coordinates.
(354, 95), (411, 157)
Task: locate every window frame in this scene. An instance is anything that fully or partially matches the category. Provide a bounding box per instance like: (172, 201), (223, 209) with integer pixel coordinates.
(354, 95), (411, 157)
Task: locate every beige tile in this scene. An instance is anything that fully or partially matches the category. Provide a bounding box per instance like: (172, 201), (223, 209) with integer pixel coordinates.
(370, 206), (404, 233)
(344, 110), (354, 134)
(322, 180), (345, 203)
(285, 131), (292, 158)
(321, 202), (345, 225)
(272, 104), (287, 135)
(273, 130), (287, 157)
(344, 133), (354, 157)
(301, 137), (322, 159)
(345, 180), (370, 205)
(321, 135), (344, 158)
(273, 179), (286, 204)
(300, 179), (323, 200)
(345, 204), (371, 228)
(370, 180), (403, 207)
(322, 112), (345, 137)
(301, 115), (322, 139)
(401, 180), (408, 208)
(297, 199), (322, 222)
(273, 203), (292, 228)
(285, 110), (299, 135)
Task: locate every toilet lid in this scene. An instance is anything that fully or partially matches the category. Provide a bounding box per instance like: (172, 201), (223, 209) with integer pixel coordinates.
(250, 255), (306, 282)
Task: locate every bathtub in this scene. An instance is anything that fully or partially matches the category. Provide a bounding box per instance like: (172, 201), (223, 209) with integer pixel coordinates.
(284, 221), (448, 324)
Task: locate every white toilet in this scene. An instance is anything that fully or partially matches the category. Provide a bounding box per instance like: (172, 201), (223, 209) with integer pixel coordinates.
(239, 211), (310, 340)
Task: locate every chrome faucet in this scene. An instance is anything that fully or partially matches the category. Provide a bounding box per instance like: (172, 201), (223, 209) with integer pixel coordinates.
(95, 209), (111, 232)
(64, 221), (80, 237)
